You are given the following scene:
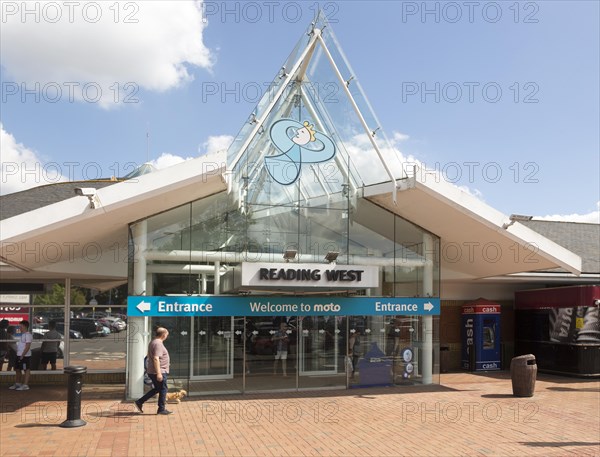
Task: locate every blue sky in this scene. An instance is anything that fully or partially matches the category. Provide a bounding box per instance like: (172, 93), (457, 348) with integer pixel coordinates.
(1, 1), (599, 222)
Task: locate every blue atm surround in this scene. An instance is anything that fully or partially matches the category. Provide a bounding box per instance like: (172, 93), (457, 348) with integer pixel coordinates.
(461, 302), (502, 371)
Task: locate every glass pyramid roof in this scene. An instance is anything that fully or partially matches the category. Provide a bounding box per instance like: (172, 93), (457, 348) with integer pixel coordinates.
(225, 11), (407, 211)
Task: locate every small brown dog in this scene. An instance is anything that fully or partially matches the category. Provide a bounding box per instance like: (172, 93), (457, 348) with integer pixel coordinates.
(166, 389), (187, 403)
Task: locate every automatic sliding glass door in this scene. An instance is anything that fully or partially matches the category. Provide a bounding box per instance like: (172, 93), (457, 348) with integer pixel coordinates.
(299, 316), (340, 375)
(191, 316), (234, 379)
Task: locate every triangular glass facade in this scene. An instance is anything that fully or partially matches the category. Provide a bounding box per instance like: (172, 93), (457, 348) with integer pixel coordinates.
(227, 13), (406, 203)
(219, 12), (413, 263)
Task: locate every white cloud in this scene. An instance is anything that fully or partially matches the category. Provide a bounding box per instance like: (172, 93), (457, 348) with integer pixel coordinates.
(535, 202), (600, 224)
(148, 134), (233, 170)
(200, 135), (234, 155)
(340, 132), (405, 185)
(339, 130), (489, 204)
(1, 1), (212, 108)
(456, 185), (485, 200)
(393, 131), (410, 142)
(0, 128), (232, 191)
(0, 124), (66, 195)
(341, 131), (423, 184)
(148, 153), (194, 170)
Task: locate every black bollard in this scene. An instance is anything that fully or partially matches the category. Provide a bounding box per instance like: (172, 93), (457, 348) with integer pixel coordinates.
(60, 365), (87, 428)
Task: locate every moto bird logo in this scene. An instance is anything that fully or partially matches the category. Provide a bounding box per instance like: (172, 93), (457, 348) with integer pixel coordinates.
(265, 119), (336, 185)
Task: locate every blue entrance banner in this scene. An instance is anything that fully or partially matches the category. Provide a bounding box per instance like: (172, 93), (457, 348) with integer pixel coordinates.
(127, 296), (440, 317)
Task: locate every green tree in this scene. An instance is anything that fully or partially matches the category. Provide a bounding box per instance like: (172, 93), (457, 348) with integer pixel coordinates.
(92, 284), (128, 306)
(33, 284), (87, 306)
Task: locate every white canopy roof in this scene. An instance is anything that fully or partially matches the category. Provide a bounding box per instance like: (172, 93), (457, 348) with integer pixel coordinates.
(0, 150), (580, 290)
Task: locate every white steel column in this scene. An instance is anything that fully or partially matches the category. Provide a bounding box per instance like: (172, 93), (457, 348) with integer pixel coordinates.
(213, 261), (221, 296)
(64, 278), (71, 367)
(128, 220), (148, 399)
(422, 233), (434, 384)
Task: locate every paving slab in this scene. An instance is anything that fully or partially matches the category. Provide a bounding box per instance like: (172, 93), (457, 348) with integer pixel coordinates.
(1, 372), (599, 457)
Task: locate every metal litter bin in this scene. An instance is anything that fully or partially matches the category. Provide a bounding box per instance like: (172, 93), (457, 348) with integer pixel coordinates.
(510, 354), (537, 397)
(60, 365), (87, 428)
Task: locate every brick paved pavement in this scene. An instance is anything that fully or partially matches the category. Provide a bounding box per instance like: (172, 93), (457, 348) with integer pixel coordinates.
(1, 372), (598, 456)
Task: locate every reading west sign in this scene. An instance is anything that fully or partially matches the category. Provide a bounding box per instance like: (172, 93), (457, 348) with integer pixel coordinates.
(241, 262), (379, 289)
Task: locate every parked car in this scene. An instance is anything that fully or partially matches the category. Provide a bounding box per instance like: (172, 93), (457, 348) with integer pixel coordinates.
(85, 311), (108, 319)
(99, 316), (126, 333)
(39, 322), (83, 339)
(249, 321), (283, 355)
(67, 318), (104, 338)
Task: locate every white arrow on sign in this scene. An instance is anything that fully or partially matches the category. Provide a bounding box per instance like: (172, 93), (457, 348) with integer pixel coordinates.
(181, 331), (188, 336)
(235, 330), (242, 335)
(136, 301), (151, 313)
(424, 302), (434, 312)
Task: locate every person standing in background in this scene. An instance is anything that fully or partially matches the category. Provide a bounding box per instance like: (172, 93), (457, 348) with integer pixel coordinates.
(272, 322), (289, 377)
(6, 326), (18, 371)
(10, 320), (32, 391)
(348, 329), (362, 379)
(41, 320), (61, 370)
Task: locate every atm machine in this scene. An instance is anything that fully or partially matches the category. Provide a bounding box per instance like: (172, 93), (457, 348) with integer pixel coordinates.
(461, 299), (502, 371)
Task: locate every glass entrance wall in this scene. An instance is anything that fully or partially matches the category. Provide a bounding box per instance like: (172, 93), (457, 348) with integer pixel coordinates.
(346, 315), (441, 388)
(144, 315), (244, 395)
(130, 191), (439, 297)
(131, 314), (439, 396)
(129, 185), (440, 396)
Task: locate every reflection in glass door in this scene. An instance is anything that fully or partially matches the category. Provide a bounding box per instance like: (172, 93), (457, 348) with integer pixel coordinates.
(244, 316), (297, 392)
(191, 316), (234, 379)
(299, 316), (340, 375)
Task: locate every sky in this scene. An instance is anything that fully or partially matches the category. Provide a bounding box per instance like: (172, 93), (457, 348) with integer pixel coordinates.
(1, 1), (599, 222)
